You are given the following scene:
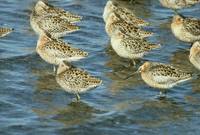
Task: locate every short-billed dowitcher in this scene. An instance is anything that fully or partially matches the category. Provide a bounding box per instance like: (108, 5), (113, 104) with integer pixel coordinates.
(159, 0), (200, 9)
(56, 61), (102, 101)
(30, 10), (80, 38)
(138, 61), (192, 98)
(35, 0), (82, 23)
(36, 33), (88, 68)
(0, 27), (13, 38)
(105, 12), (153, 38)
(189, 41), (200, 70)
(111, 31), (160, 65)
(171, 15), (200, 43)
(103, 0), (149, 27)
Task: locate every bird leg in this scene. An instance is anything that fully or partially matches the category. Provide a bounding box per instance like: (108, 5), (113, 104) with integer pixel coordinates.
(156, 91), (167, 100)
(173, 9), (179, 15)
(129, 59), (136, 67)
(76, 93), (80, 102)
(53, 65), (56, 73)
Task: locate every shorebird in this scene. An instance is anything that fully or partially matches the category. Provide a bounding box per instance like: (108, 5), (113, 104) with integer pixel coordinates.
(138, 61), (192, 98)
(103, 0), (149, 27)
(34, 0), (82, 23)
(36, 33), (88, 71)
(105, 12), (153, 38)
(0, 27), (13, 38)
(171, 15), (200, 43)
(30, 10), (80, 38)
(159, 0), (200, 10)
(189, 41), (200, 70)
(56, 61), (102, 101)
(111, 31), (160, 65)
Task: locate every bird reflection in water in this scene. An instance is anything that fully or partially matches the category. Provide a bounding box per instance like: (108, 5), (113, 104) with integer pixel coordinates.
(169, 49), (194, 72)
(32, 100), (103, 126)
(53, 101), (102, 126)
(104, 42), (144, 94)
(28, 54), (60, 92)
(126, 99), (189, 128)
(191, 76), (200, 93)
(184, 93), (200, 116)
(170, 49), (200, 93)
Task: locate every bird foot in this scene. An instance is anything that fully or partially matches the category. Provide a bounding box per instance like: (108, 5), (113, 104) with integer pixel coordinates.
(72, 93), (80, 102)
(155, 91), (167, 100)
(128, 59), (138, 68)
(72, 98), (80, 103)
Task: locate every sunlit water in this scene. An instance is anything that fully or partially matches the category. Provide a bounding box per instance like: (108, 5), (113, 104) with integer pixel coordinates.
(0, 0), (200, 134)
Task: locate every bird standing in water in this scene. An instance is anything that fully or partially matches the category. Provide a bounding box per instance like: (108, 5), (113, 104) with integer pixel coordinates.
(56, 62), (102, 101)
(171, 15), (200, 43)
(138, 62), (192, 99)
(111, 31), (160, 66)
(159, 0), (200, 10)
(36, 33), (88, 72)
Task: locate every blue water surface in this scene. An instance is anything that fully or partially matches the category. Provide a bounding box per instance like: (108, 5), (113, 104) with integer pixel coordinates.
(0, 0), (200, 134)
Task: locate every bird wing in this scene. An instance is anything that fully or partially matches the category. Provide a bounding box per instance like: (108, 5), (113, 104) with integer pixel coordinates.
(43, 2), (82, 21)
(63, 68), (93, 87)
(121, 38), (147, 54)
(175, 0), (187, 7)
(117, 7), (136, 18)
(37, 15), (76, 33)
(184, 18), (200, 36)
(72, 69), (101, 86)
(43, 40), (75, 58)
(150, 65), (191, 84)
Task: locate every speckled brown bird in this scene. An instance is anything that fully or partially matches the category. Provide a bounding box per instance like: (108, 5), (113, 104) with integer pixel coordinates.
(171, 15), (200, 43)
(138, 61), (192, 97)
(56, 61), (102, 101)
(159, 0), (200, 9)
(30, 10), (80, 38)
(34, 0), (82, 23)
(105, 12), (153, 38)
(36, 33), (88, 67)
(111, 31), (160, 65)
(103, 0), (149, 27)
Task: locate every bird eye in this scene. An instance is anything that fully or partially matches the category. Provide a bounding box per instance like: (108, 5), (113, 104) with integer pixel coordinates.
(177, 17), (182, 22)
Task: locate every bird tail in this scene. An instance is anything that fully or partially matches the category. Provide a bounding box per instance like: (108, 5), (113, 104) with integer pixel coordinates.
(139, 30), (154, 38)
(149, 43), (161, 50)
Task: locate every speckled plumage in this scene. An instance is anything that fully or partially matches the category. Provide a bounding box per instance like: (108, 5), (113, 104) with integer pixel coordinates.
(111, 31), (160, 60)
(0, 27), (13, 37)
(139, 62), (192, 89)
(171, 15), (200, 43)
(105, 12), (153, 38)
(35, 0), (82, 23)
(189, 41), (200, 70)
(56, 62), (102, 101)
(36, 34), (88, 65)
(159, 0), (200, 9)
(103, 0), (149, 27)
(114, 7), (149, 27)
(30, 11), (80, 38)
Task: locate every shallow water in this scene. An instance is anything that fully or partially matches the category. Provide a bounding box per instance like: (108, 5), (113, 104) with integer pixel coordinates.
(0, 0), (200, 134)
